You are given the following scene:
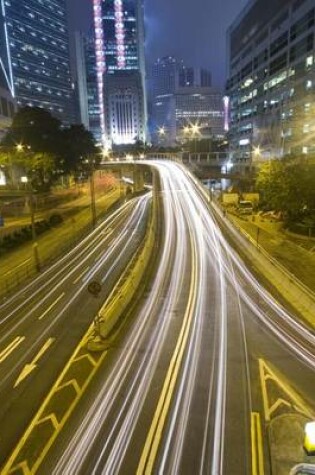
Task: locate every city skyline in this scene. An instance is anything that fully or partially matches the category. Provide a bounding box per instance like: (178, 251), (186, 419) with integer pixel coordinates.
(66, 0), (248, 87)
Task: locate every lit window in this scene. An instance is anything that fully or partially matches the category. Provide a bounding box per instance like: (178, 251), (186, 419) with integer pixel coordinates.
(306, 56), (313, 68)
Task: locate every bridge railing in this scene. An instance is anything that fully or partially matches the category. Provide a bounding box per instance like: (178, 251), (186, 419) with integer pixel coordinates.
(145, 152), (182, 162)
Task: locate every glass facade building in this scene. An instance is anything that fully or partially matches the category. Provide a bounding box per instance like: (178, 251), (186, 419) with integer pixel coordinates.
(227, 0), (315, 162)
(150, 57), (222, 146)
(1, 0), (74, 124)
(75, 30), (102, 144)
(93, 0), (147, 146)
(0, 4), (16, 141)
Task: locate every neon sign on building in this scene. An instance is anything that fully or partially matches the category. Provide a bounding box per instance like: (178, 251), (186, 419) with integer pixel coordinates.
(114, 0), (126, 69)
(223, 96), (230, 132)
(93, 0), (106, 145)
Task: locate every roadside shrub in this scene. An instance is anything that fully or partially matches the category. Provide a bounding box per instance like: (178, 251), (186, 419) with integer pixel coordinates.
(49, 213), (63, 226)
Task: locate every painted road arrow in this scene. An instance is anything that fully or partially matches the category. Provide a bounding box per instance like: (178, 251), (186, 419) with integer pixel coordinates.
(14, 338), (55, 388)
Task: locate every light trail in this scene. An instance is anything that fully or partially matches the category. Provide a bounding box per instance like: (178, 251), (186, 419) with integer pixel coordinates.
(0, 196), (151, 391)
(38, 161), (315, 474)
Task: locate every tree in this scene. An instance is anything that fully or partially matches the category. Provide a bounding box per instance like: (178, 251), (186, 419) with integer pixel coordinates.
(58, 125), (98, 175)
(2, 107), (98, 185)
(255, 157), (315, 222)
(2, 106), (61, 155)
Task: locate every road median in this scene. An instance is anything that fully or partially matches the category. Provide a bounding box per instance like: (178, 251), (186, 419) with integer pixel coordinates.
(87, 188), (158, 351)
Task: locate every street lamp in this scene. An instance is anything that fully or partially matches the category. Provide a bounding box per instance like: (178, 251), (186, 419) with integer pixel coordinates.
(85, 156), (97, 229)
(252, 145), (262, 160)
(158, 126), (166, 145)
(191, 123), (201, 154)
(19, 173), (41, 272)
(158, 126), (166, 137)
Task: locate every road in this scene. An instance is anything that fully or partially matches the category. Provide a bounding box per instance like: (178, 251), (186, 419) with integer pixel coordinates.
(2, 161), (315, 474)
(0, 194), (151, 468)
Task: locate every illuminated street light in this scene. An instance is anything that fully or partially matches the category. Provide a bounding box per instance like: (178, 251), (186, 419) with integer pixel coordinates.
(16, 143), (24, 152)
(158, 126), (166, 137)
(101, 148), (110, 160)
(304, 421), (315, 455)
(191, 124), (200, 135)
(191, 123), (201, 154)
(252, 145), (262, 159)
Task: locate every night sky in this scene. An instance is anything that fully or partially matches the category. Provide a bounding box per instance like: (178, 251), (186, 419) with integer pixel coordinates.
(66, 0), (248, 87)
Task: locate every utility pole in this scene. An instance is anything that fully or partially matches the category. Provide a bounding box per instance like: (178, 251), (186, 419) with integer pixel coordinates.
(89, 157), (97, 229)
(28, 182), (41, 272)
(17, 144), (40, 273)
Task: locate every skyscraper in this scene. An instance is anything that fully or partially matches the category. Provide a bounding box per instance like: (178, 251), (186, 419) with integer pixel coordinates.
(1, 0), (74, 124)
(150, 57), (222, 146)
(227, 0), (315, 161)
(0, 5), (16, 140)
(93, 0), (147, 147)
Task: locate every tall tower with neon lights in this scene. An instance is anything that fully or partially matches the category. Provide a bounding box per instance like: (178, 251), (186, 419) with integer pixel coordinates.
(93, 0), (147, 147)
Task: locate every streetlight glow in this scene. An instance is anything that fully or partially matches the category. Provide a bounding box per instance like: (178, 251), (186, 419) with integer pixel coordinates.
(191, 124), (200, 135)
(158, 126), (166, 136)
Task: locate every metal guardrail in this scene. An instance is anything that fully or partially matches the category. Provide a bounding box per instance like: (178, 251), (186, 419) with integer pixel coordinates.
(290, 463), (315, 474)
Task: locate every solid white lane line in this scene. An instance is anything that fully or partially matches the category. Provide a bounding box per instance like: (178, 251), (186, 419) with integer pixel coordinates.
(38, 293), (65, 320)
(73, 268), (90, 284)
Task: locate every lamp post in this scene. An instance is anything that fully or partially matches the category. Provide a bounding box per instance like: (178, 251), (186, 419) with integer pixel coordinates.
(158, 126), (166, 146)
(86, 156), (97, 229)
(22, 175), (41, 272)
(191, 123), (201, 155)
(17, 144), (41, 272)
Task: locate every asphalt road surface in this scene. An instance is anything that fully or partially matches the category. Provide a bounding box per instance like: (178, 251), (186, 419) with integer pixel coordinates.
(0, 194), (151, 468)
(2, 162), (315, 475)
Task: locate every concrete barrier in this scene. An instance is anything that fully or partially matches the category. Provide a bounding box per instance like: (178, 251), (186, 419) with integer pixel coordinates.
(87, 189), (158, 351)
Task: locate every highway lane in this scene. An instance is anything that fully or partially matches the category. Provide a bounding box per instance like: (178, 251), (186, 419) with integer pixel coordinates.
(0, 194), (151, 467)
(39, 162), (251, 474)
(4, 161), (315, 474)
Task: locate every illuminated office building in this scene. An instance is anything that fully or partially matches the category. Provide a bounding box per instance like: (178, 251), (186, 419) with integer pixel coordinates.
(0, 5), (16, 140)
(151, 57), (223, 145)
(75, 30), (102, 144)
(227, 0), (315, 161)
(93, 0), (147, 146)
(1, 0), (74, 124)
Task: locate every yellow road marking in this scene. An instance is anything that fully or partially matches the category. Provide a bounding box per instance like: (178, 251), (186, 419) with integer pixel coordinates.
(137, 241), (198, 474)
(0, 336), (25, 363)
(14, 338), (55, 387)
(38, 293), (65, 320)
(259, 359), (314, 422)
(251, 412), (265, 475)
(2, 322), (107, 474)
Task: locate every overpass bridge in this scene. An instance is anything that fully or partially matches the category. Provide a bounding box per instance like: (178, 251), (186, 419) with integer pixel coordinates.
(101, 151), (241, 185)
